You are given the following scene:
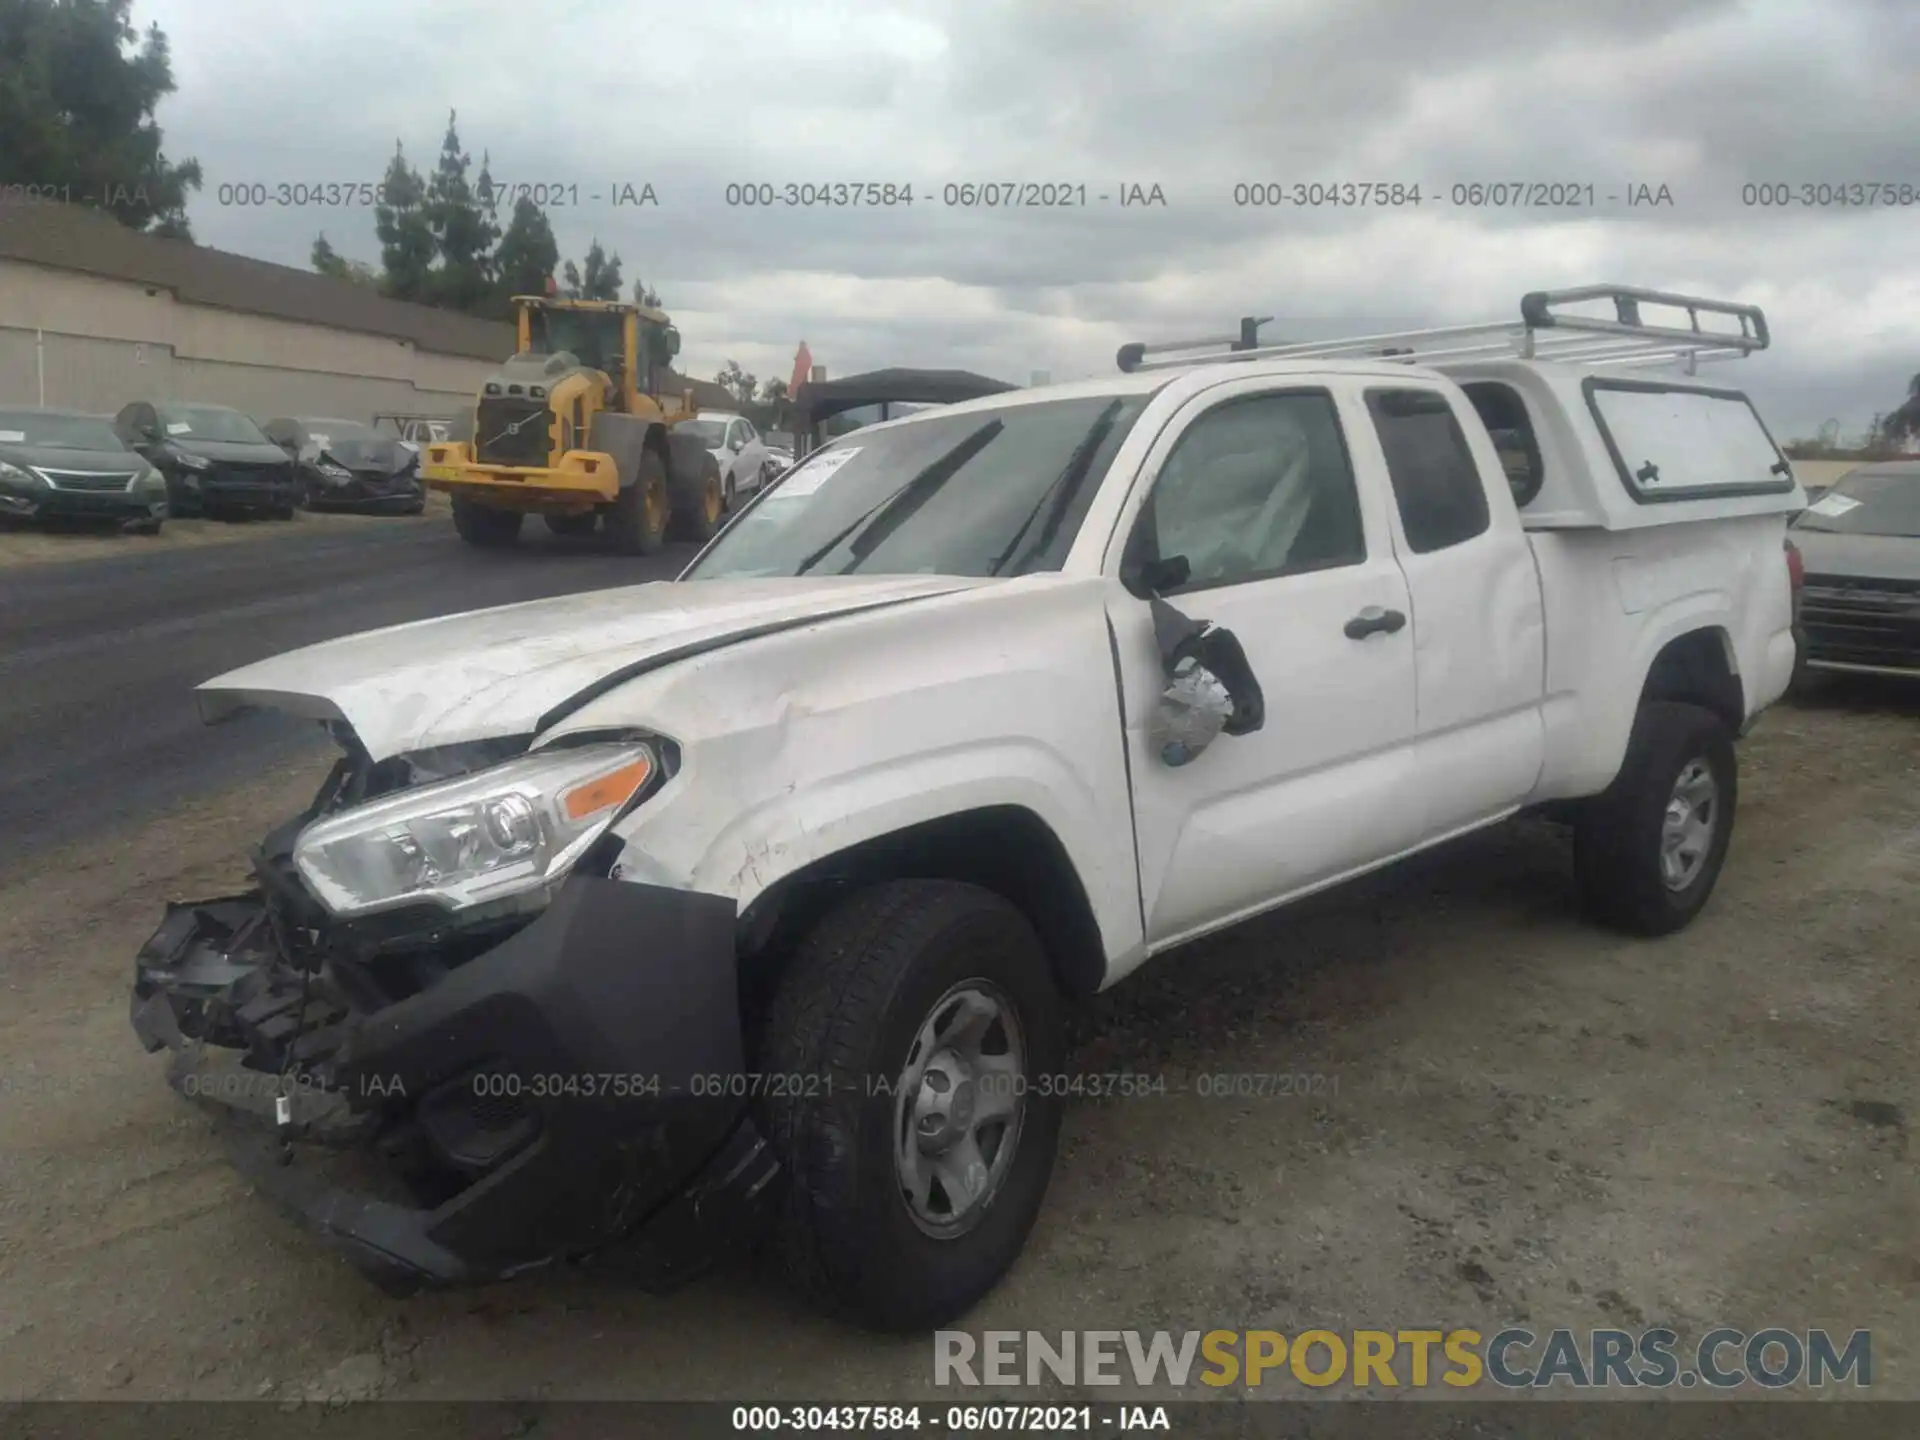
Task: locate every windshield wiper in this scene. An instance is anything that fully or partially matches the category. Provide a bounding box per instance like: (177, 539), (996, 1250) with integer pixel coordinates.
(986, 400), (1125, 576)
(792, 421), (1006, 575)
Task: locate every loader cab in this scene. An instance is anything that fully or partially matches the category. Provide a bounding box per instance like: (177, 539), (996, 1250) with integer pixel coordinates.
(511, 298), (682, 409)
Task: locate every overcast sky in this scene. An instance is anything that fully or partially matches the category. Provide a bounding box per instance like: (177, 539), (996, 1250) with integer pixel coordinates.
(137, 0), (1917, 438)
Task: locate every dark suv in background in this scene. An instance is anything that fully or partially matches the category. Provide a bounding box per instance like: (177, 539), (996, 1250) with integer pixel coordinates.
(114, 401), (300, 519)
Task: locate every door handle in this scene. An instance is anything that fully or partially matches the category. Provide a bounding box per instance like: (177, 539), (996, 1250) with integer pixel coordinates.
(1343, 606), (1406, 640)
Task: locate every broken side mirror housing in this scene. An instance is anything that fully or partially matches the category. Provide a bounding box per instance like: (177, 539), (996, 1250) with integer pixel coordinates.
(1152, 656), (1236, 766)
(1146, 597), (1266, 767)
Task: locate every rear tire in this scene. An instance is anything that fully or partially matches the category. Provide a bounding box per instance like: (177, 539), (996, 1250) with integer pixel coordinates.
(668, 450), (725, 543)
(1573, 701), (1737, 936)
(544, 511), (598, 537)
(756, 880), (1065, 1332)
(606, 450), (670, 555)
(452, 497), (524, 548)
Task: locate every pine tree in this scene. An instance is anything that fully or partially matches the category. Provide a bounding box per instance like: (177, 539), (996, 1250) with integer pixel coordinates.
(491, 196), (560, 313)
(580, 240), (623, 301)
(423, 112), (498, 313)
(373, 142), (435, 303)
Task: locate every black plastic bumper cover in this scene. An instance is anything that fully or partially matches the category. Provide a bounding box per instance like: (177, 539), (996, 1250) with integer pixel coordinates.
(130, 877), (779, 1293)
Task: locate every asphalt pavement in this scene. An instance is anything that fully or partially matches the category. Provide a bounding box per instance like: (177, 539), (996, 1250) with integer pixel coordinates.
(0, 520), (691, 867)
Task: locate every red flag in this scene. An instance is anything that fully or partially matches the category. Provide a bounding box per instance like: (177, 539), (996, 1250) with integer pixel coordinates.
(789, 341), (813, 395)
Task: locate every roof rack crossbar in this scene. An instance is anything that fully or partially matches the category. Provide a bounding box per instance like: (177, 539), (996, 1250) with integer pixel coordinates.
(1114, 285), (1770, 374)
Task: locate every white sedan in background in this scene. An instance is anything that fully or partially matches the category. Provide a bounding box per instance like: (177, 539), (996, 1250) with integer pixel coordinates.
(682, 411), (777, 510)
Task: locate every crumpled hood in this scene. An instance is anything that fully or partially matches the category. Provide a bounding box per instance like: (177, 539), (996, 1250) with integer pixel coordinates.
(197, 574), (982, 760)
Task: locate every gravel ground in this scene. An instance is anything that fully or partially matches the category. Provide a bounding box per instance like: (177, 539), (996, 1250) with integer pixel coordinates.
(0, 680), (1913, 1416)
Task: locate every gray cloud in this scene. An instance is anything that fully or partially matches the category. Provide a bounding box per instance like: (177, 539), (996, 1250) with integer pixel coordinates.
(137, 0), (1920, 435)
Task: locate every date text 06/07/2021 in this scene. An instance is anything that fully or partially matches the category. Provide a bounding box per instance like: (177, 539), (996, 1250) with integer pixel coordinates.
(729, 1403), (1170, 1433)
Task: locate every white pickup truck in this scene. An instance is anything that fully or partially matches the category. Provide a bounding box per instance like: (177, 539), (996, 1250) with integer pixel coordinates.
(130, 286), (1803, 1331)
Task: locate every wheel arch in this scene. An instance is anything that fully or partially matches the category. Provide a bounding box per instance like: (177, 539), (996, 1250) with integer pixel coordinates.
(1639, 625), (1744, 734)
(733, 804), (1110, 1031)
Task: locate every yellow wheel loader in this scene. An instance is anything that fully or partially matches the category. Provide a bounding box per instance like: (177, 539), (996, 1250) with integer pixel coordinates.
(424, 297), (727, 553)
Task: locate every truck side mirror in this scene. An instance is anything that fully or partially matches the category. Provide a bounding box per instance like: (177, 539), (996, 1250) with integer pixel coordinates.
(1146, 597), (1266, 766)
(664, 327), (682, 358)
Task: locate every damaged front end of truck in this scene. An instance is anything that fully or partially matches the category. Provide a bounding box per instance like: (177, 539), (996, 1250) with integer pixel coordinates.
(129, 722), (778, 1294)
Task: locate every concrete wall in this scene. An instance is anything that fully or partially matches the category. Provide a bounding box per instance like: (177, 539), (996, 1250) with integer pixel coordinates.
(0, 259), (495, 421)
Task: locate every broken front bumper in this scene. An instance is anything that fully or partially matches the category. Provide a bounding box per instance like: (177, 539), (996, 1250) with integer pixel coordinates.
(130, 876), (779, 1293)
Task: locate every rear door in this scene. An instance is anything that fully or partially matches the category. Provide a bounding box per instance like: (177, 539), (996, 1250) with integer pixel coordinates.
(1353, 384), (1547, 836)
(1107, 380), (1424, 949)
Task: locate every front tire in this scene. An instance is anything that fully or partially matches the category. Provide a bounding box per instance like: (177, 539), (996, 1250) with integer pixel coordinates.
(668, 451), (726, 543)
(756, 880), (1065, 1332)
(1573, 701), (1737, 936)
(451, 497), (524, 548)
(606, 450), (670, 555)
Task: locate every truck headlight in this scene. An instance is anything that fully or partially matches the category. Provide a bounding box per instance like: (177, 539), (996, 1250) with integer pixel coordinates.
(292, 741), (657, 919)
(174, 452), (211, 472)
(317, 459), (352, 482)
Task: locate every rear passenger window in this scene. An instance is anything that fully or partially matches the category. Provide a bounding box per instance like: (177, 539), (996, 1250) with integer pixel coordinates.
(1461, 381), (1544, 508)
(1365, 389), (1492, 553)
(1127, 390), (1366, 594)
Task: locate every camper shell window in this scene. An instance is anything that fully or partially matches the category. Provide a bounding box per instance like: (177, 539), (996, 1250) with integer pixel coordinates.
(1583, 379), (1795, 504)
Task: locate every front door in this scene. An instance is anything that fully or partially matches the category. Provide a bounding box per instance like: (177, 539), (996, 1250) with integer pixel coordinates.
(1107, 382), (1423, 950)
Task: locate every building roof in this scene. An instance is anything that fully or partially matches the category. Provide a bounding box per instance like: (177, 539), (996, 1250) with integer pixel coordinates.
(794, 367), (1017, 429)
(0, 201), (515, 361)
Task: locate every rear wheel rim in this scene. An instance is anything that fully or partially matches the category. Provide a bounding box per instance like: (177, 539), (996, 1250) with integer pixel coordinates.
(705, 473), (722, 524)
(1660, 758), (1718, 891)
(892, 980), (1026, 1239)
(644, 473), (667, 534)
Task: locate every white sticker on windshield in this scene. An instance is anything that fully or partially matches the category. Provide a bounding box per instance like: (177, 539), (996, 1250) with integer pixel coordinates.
(0, 430), (24, 443)
(1806, 492), (1862, 517)
(776, 446), (860, 497)
(166, 422), (191, 435)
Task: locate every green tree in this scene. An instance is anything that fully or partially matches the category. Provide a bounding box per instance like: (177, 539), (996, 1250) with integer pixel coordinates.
(491, 195), (558, 312)
(422, 112), (498, 312)
(715, 360), (757, 408)
(310, 234), (379, 288)
(632, 277), (662, 308)
(372, 141), (435, 303)
(561, 259), (583, 298)
(0, 0), (202, 236)
(1881, 373), (1920, 447)
(579, 239), (622, 300)
(759, 377), (790, 424)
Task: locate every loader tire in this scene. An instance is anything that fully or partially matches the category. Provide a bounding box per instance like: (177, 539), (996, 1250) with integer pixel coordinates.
(606, 450), (671, 555)
(668, 449), (726, 543)
(452, 498), (523, 548)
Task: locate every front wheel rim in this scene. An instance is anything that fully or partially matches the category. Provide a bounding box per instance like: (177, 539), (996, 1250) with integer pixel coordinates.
(893, 980), (1026, 1239)
(1660, 757), (1718, 891)
(644, 474), (667, 533)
